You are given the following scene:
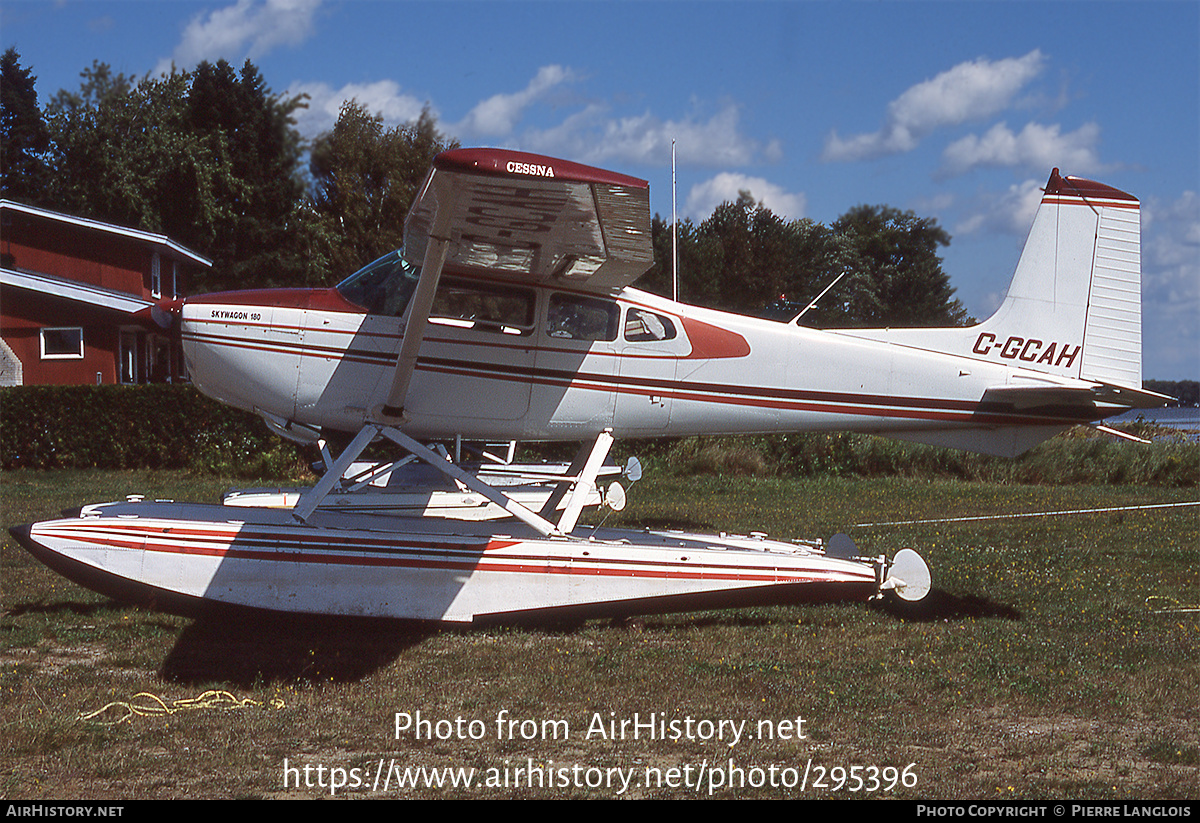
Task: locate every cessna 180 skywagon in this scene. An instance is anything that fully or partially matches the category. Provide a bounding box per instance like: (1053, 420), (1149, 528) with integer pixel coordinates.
(12, 148), (1167, 624)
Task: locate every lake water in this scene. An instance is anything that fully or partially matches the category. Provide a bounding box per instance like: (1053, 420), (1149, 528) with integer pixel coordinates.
(1104, 405), (1200, 439)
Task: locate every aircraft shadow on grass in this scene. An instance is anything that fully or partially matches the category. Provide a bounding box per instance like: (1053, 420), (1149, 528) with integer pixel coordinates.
(156, 592), (1022, 688)
(159, 613), (438, 687)
(7, 598), (131, 619)
(875, 588), (1022, 622)
(8, 588), (1017, 689)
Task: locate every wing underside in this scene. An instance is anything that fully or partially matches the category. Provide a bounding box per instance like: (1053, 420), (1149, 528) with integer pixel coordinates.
(403, 148), (654, 293)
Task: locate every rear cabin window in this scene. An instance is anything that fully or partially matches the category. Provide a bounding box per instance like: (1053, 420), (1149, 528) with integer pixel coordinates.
(624, 308), (677, 342)
(548, 294), (619, 342)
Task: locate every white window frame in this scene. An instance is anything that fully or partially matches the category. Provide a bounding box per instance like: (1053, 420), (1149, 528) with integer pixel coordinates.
(119, 329), (140, 384)
(151, 252), (162, 299)
(40, 327), (85, 360)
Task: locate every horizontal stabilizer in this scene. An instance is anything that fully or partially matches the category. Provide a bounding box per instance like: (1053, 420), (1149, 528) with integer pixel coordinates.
(1090, 424), (1151, 444)
(886, 380), (1169, 458)
(982, 382), (1171, 412)
(981, 384), (1097, 410)
(1086, 384), (1175, 409)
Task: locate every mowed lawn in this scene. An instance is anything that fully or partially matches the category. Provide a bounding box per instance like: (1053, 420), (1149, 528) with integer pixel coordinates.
(1, 468), (1196, 799)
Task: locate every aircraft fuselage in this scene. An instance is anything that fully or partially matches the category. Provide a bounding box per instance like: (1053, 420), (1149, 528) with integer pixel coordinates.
(180, 276), (1106, 457)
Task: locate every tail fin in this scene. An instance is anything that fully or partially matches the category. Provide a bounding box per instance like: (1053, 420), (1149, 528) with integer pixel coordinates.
(833, 170), (1158, 457)
(841, 169), (1144, 388)
(972, 168), (1142, 387)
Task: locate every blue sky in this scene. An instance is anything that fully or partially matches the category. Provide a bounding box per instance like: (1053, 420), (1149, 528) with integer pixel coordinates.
(3, 0), (1197, 380)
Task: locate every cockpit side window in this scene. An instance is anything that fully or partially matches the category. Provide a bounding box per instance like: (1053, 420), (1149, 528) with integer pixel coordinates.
(335, 250), (421, 317)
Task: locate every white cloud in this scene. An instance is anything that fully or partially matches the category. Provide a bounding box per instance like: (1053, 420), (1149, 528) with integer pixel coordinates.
(940, 121), (1103, 176)
(954, 177), (1045, 237)
(1141, 191), (1200, 377)
(455, 65), (574, 137)
(685, 173), (806, 221)
(1142, 191), (1200, 307)
(520, 100), (771, 168)
(1143, 191), (1200, 268)
(280, 63), (775, 174)
(154, 0), (322, 76)
(287, 80), (429, 138)
(822, 50), (1046, 162)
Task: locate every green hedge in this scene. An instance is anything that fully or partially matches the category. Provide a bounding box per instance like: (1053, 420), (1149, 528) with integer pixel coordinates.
(633, 429), (1200, 488)
(4, 386), (1196, 487)
(0, 385), (304, 476)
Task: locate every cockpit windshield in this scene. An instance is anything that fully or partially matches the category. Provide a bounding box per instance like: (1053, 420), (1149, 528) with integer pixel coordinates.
(335, 250), (422, 317)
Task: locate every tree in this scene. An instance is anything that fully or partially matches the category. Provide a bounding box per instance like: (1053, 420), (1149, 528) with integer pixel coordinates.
(1, 48), (51, 203)
(642, 214), (726, 308)
(45, 63), (237, 255)
(646, 193), (845, 319)
(831, 204), (967, 327)
(643, 195), (966, 329)
(184, 60), (312, 290)
(656, 191), (801, 312)
(773, 218), (859, 327)
(308, 103), (458, 281)
(42, 59), (314, 293)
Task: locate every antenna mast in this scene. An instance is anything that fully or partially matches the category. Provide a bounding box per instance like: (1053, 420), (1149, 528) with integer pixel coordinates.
(672, 140), (678, 302)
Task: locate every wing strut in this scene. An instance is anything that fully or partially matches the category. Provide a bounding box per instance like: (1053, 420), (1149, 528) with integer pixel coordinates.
(538, 429), (615, 533)
(376, 171), (458, 425)
(378, 235), (449, 423)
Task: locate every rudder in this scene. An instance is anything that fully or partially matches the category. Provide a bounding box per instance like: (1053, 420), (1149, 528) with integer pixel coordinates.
(971, 169), (1142, 387)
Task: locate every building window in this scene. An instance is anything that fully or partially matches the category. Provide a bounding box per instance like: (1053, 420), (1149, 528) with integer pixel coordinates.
(151, 253), (162, 298)
(40, 327), (84, 359)
(119, 330), (139, 383)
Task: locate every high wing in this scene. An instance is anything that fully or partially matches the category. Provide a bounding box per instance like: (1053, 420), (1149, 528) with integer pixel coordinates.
(402, 148), (654, 293)
(380, 148), (655, 423)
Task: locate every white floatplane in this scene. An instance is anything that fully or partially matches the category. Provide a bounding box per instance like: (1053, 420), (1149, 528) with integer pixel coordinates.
(12, 148), (1167, 624)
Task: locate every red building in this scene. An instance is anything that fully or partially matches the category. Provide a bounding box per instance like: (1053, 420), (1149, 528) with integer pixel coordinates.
(0, 200), (211, 386)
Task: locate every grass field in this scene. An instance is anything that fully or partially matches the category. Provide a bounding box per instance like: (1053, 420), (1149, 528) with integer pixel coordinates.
(1, 467), (1197, 799)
